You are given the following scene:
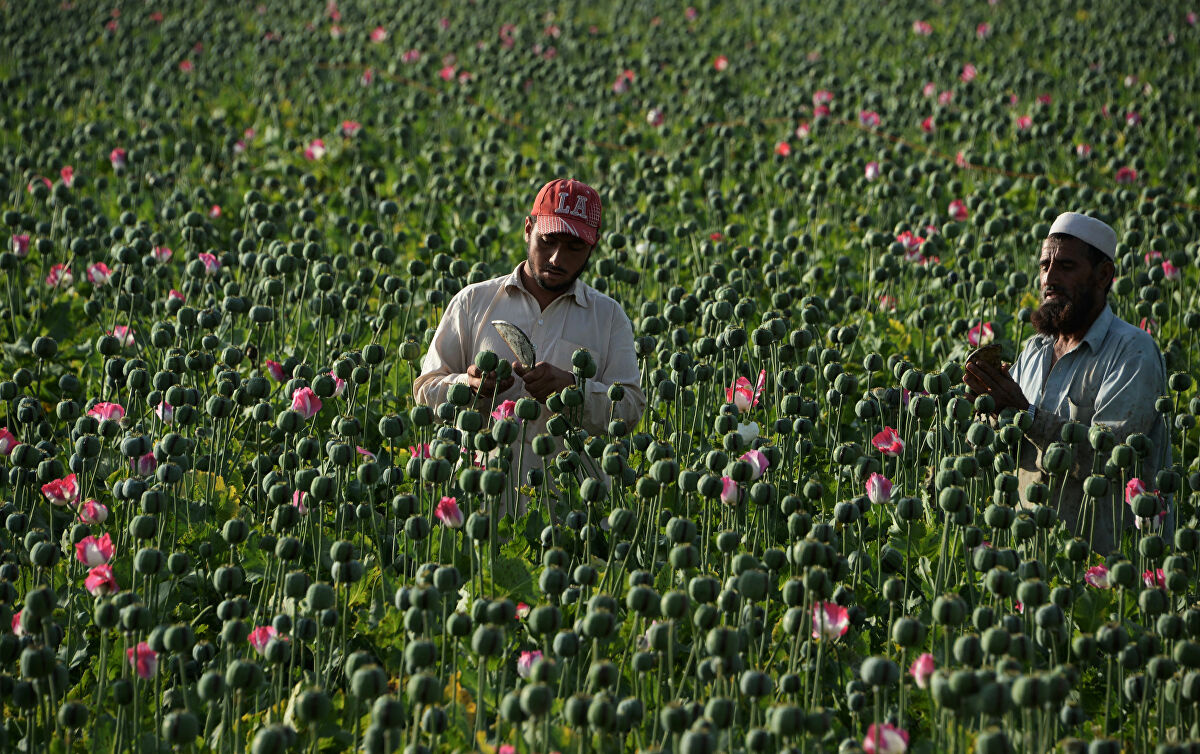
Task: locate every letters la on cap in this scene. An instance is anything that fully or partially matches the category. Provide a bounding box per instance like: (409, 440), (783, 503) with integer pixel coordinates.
(530, 179), (603, 246)
(1048, 212), (1117, 261)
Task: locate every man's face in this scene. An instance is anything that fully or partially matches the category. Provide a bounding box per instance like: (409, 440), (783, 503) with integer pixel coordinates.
(524, 216), (594, 293)
(1031, 236), (1110, 337)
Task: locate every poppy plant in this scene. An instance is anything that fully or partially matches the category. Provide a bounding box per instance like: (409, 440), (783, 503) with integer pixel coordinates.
(265, 360), (286, 382)
(42, 473), (79, 506)
(249, 625), (282, 655)
(909, 653), (934, 688)
(0, 427), (17, 455)
(865, 472), (893, 504)
(45, 264), (73, 287)
(811, 602), (849, 640)
(1085, 565), (1111, 589)
(726, 369), (766, 412)
(85, 564), (119, 597)
(517, 650), (542, 678)
(435, 496), (464, 528)
(78, 499), (109, 525)
(76, 533), (115, 566)
(491, 400), (518, 421)
(88, 402), (125, 421)
(10, 234), (30, 258)
(127, 642), (159, 679)
(291, 387), (322, 419)
(872, 427), (904, 457)
(967, 322), (994, 346)
(720, 477), (739, 507)
(863, 723), (910, 754)
(198, 252), (220, 274)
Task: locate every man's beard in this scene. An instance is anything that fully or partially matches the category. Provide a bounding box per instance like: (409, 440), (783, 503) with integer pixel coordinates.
(531, 258), (588, 293)
(1031, 285), (1098, 337)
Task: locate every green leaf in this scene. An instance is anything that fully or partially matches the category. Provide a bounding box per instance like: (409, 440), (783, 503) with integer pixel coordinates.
(1073, 587), (1114, 634)
(491, 555), (534, 603)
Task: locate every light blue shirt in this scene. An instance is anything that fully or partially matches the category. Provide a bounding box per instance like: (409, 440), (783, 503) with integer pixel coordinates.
(1009, 303), (1169, 552)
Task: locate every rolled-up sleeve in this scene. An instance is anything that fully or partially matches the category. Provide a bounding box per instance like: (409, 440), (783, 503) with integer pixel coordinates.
(1024, 336), (1165, 479)
(579, 305), (645, 436)
(413, 292), (472, 408)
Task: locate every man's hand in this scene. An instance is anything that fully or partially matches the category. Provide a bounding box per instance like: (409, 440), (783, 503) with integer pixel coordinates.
(466, 364), (514, 399)
(962, 360), (1028, 412)
(514, 361), (576, 402)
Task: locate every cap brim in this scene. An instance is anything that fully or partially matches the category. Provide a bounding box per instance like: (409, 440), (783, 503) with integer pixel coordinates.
(533, 214), (598, 246)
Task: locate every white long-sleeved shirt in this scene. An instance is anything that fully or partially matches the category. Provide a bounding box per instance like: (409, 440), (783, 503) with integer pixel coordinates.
(413, 263), (646, 505)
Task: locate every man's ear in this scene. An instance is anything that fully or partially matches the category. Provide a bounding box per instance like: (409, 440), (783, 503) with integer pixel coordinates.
(524, 216), (534, 242)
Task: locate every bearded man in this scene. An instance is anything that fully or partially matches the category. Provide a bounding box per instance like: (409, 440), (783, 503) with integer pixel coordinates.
(963, 212), (1169, 553)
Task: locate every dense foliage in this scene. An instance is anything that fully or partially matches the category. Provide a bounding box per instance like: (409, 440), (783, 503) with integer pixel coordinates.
(2, 1), (1200, 753)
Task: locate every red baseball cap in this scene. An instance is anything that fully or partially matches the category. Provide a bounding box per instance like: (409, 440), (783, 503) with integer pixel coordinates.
(529, 179), (602, 246)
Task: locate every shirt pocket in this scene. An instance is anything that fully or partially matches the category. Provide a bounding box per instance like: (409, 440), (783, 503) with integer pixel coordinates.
(1066, 377), (1097, 425)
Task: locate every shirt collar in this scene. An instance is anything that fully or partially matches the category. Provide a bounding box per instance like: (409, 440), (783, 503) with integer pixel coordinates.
(503, 263), (591, 308)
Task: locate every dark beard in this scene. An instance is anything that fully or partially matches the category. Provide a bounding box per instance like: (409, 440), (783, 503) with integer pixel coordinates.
(1031, 286), (1098, 337)
(533, 259), (588, 293)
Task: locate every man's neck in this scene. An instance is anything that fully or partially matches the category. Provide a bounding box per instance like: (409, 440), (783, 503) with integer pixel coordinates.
(1052, 303), (1106, 361)
(519, 262), (568, 311)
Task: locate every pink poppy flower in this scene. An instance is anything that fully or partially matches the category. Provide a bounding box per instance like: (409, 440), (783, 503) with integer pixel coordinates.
(168, 289), (185, 302)
(544, 24), (560, 37)
(498, 747), (516, 754)
(1163, 262), (1181, 281)
(75, 533), (115, 566)
(719, 477), (740, 507)
(741, 449), (769, 480)
(1085, 565), (1111, 589)
(88, 402), (125, 421)
(402, 49), (421, 63)
(858, 110), (880, 127)
(864, 161), (880, 180)
(292, 490), (309, 515)
(85, 564), (119, 597)
(1015, 115), (1033, 130)
(1188, 11), (1198, 26)
(110, 325), (135, 347)
(110, 148), (127, 170)
(1144, 568), (1166, 588)
(1144, 251), (1163, 265)
(865, 472), (893, 504)
(864, 723), (909, 754)
(359, 68), (374, 86)
(878, 295), (897, 312)
(409, 444), (432, 459)
(774, 141), (791, 156)
(516, 602), (531, 619)
(152, 246), (172, 262)
(1139, 317), (1156, 335)
(438, 17), (450, 30)
(439, 65), (456, 81)
(12, 610), (25, 637)
(77, 499), (109, 525)
(356, 446), (376, 462)
(150, 11), (163, 22)
(1075, 143), (1092, 158)
(127, 642), (159, 679)
(726, 369), (766, 412)
(156, 402), (174, 423)
(332, 376), (347, 398)
(517, 650), (542, 679)
(937, 89), (954, 106)
(133, 451), (157, 476)
(265, 360), (286, 382)
(1115, 166), (1138, 184)
(960, 63), (977, 82)
(10, 234), (30, 258)
(198, 252), (220, 275)
(1125, 112), (1142, 127)
(340, 120), (362, 137)
(179, 60), (193, 73)
(795, 122), (811, 139)
(45, 263), (73, 287)
(60, 166), (75, 187)
(369, 26), (387, 42)
(248, 625), (280, 655)
(948, 199), (968, 221)
(968, 322), (995, 346)
(329, 25), (343, 39)
(956, 151), (968, 168)
(435, 496), (464, 528)
(1036, 93), (1052, 105)
(105, 19), (117, 31)
(685, 6), (698, 20)
(326, 0), (339, 20)
(491, 400), (518, 422)
(291, 387), (322, 419)
(208, 204), (221, 218)
(304, 139), (326, 161)
(909, 653), (934, 689)
(811, 601), (849, 640)
(896, 231), (924, 254)
(24, 175), (49, 191)
(976, 23), (991, 39)
(912, 20), (932, 35)
(0, 427), (15, 456)
(920, 116), (935, 133)
(872, 427), (904, 457)
(647, 108), (665, 127)
(87, 262), (112, 285)
(713, 55), (729, 71)
(457, 70), (474, 84)
(709, 232), (724, 242)
(813, 90), (834, 105)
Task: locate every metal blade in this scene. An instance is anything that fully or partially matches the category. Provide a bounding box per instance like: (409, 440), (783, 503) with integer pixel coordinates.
(491, 320), (536, 366)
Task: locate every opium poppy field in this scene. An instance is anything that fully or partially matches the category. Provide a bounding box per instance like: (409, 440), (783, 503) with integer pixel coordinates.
(2, 1), (1200, 753)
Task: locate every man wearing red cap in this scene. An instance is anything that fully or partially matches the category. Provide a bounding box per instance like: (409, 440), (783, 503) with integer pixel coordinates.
(414, 179), (645, 510)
